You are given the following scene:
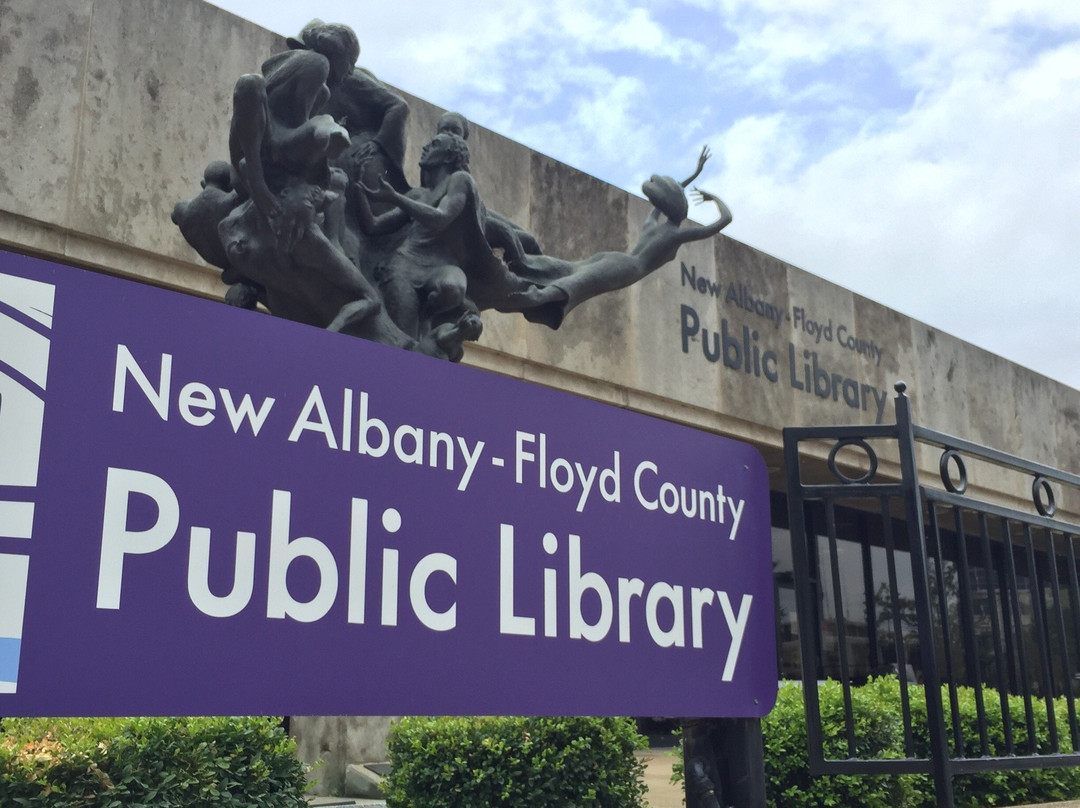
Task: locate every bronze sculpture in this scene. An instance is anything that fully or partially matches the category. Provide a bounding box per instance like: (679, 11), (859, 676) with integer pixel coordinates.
(173, 20), (732, 362)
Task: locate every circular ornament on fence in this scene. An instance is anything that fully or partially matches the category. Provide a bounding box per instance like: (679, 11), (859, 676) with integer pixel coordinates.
(939, 449), (968, 494)
(1032, 476), (1056, 517)
(827, 439), (878, 484)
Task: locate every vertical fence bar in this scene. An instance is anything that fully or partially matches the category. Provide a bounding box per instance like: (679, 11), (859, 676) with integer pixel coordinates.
(979, 513), (1013, 754)
(1003, 520), (1038, 752)
(929, 504), (964, 756)
(894, 385), (954, 807)
(1024, 524), (1058, 751)
(806, 504), (826, 683)
(861, 512), (879, 673)
(824, 500), (857, 758)
(999, 519), (1021, 696)
(952, 504), (988, 755)
(784, 436), (826, 773)
(1045, 529), (1077, 749)
(882, 495), (915, 755)
(1065, 534), (1080, 748)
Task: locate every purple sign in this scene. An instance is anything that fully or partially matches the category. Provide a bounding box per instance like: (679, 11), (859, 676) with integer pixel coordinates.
(0, 249), (776, 717)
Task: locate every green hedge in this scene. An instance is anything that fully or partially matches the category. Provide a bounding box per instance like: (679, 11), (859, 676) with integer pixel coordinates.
(0, 716), (309, 807)
(384, 715), (648, 808)
(762, 677), (1080, 808)
(763, 678), (927, 808)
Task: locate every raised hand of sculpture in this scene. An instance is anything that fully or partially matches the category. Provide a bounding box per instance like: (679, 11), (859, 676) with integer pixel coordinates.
(687, 145), (711, 185)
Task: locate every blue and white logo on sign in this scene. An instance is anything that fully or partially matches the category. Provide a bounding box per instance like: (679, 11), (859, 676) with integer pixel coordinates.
(0, 271), (54, 693)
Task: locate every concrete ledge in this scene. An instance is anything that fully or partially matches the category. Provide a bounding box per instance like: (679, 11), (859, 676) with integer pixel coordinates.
(343, 762), (389, 799)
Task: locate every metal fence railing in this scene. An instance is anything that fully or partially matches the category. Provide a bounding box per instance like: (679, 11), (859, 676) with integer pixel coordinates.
(783, 382), (1080, 807)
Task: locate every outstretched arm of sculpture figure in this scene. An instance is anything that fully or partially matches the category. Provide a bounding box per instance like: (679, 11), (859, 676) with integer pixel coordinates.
(507, 182), (729, 327)
(673, 189), (734, 246)
(361, 176), (470, 234)
(684, 187), (732, 238)
(354, 181), (411, 235)
(680, 146), (711, 188)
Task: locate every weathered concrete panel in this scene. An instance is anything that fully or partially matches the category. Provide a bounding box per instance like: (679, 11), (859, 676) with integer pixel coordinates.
(522, 153), (634, 381)
(852, 294), (913, 403)
(711, 236), (798, 434)
(0, 0), (92, 227)
(909, 323), (987, 438)
(69, 0), (282, 262)
(528, 151), (629, 261)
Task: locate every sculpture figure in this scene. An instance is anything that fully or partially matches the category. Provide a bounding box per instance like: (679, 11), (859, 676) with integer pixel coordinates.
(174, 21), (733, 364)
(507, 148), (732, 328)
(171, 161), (239, 275)
(283, 20), (413, 275)
(221, 45), (368, 316)
(352, 133), (535, 354)
(296, 21), (410, 198)
(435, 111), (543, 263)
(174, 19), (418, 349)
(227, 44), (348, 243)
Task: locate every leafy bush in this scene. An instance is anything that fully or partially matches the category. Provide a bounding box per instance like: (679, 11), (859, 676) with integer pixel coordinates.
(384, 715), (648, 808)
(672, 677), (1080, 808)
(762, 678), (928, 808)
(0, 716), (309, 807)
(925, 685), (1080, 807)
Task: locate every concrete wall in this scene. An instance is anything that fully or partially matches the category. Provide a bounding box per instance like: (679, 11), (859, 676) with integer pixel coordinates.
(290, 715), (394, 796)
(3, 0), (1079, 791)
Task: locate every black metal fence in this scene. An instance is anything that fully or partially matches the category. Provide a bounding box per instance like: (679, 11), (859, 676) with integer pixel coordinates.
(783, 382), (1080, 806)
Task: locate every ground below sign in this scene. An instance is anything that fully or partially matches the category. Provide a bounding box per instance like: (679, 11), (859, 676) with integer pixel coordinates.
(0, 250), (776, 717)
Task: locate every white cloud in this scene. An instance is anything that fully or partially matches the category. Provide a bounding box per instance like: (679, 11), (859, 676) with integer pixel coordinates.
(718, 35), (1080, 386)
(702, 0), (1080, 101)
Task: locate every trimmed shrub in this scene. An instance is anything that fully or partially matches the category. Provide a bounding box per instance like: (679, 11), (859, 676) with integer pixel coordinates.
(933, 686), (1080, 807)
(0, 716), (309, 807)
(672, 677), (1080, 808)
(763, 678), (927, 808)
(384, 715), (648, 808)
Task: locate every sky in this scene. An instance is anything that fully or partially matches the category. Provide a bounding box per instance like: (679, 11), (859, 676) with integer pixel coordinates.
(209, 0), (1080, 390)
